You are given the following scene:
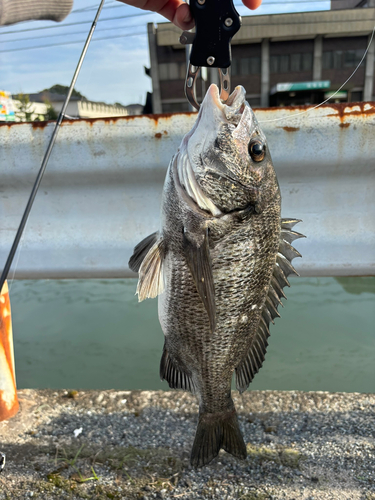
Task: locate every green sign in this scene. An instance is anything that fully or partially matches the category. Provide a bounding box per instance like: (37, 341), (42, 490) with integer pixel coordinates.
(324, 91), (347, 99)
(275, 81), (331, 92)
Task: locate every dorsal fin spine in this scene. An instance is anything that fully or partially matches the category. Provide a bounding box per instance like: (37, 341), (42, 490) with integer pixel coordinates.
(269, 285), (284, 307)
(277, 253), (299, 277)
(271, 276), (287, 299)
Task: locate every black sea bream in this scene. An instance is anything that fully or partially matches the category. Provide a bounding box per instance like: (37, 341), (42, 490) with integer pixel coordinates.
(129, 84), (304, 467)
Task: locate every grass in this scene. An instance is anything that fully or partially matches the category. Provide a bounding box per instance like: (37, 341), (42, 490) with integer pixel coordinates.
(33, 443), (185, 499)
(237, 492), (272, 500)
(246, 443), (304, 468)
(52, 444), (101, 484)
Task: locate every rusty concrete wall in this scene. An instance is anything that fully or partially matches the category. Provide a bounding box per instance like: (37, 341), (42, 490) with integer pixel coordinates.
(0, 102), (374, 278)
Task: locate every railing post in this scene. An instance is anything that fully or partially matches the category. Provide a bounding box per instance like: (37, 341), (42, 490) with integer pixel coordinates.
(0, 281), (19, 421)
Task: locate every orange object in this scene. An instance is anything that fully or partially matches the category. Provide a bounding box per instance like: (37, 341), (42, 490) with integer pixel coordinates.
(0, 281), (19, 421)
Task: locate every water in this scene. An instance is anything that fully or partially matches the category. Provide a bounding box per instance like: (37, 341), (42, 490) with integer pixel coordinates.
(8, 277), (375, 393)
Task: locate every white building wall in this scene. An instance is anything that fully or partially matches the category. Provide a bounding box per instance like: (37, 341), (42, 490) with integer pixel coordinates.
(49, 100), (128, 119)
(78, 101), (128, 119)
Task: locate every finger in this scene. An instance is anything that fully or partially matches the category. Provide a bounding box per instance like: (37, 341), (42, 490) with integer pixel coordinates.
(117, 0), (180, 22)
(173, 3), (195, 30)
(242, 0), (262, 9)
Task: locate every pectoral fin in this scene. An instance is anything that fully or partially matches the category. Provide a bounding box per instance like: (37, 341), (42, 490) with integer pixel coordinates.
(183, 227), (216, 333)
(129, 232), (158, 273)
(135, 237), (165, 302)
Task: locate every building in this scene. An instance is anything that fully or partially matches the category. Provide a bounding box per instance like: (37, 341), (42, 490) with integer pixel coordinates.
(27, 91), (130, 119)
(1, 91), (49, 122)
(0, 90), (16, 121)
(125, 103), (144, 116)
(147, 1), (375, 112)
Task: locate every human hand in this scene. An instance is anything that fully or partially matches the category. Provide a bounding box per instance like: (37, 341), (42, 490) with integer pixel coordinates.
(117, 0), (262, 30)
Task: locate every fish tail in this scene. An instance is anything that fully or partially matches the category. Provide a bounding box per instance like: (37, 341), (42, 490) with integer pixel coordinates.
(190, 408), (247, 468)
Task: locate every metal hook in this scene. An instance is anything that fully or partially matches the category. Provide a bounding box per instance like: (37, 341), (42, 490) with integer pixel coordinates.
(185, 65), (231, 111)
(218, 67), (230, 103)
(185, 63), (201, 111)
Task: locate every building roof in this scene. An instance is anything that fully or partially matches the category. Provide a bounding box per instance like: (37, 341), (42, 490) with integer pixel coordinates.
(24, 91), (81, 103)
(16, 91), (129, 109)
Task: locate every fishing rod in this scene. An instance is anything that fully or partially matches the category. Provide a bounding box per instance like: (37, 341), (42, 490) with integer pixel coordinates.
(0, 0), (105, 295)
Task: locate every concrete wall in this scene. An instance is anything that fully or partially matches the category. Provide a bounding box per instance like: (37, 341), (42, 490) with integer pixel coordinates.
(1, 102), (374, 279)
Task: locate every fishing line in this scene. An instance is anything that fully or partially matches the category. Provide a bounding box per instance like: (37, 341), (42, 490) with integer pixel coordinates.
(0, 0), (106, 295)
(259, 25), (375, 124)
(6, 220), (30, 294)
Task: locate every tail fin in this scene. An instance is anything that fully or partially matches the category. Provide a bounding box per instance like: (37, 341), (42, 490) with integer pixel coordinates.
(190, 409), (247, 467)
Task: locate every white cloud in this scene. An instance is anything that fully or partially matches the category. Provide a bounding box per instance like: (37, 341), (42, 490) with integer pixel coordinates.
(0, 0), (330, 105)
(0, 33), (151, 104)
(75, 37), (152, 104)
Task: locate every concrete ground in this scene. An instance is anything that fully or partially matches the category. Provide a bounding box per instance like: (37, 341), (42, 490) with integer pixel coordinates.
(0, 389), (374, 500)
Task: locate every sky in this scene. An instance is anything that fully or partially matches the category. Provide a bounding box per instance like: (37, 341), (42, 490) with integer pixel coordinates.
(0, 0), (330, 106)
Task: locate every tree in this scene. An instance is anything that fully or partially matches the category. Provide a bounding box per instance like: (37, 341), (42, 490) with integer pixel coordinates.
(42, 84), (85, 99)
(43, 99), (58, 121)
(13, 93), (34, 121)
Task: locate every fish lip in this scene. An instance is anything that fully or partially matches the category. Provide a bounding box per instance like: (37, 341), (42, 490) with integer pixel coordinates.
(204, 84), (246, 123)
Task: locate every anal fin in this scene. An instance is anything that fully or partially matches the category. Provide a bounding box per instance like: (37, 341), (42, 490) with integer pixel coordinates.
(160, 346), (196, 394)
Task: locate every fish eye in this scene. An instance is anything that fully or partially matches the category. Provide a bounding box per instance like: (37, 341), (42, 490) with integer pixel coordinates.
(249, 140), (266, 162)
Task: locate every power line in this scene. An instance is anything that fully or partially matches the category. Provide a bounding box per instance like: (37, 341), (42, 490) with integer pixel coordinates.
(0, 21), (147, 44)
(0, 31), (147, 53)
(159, 17), (372, 37)
(72, 3), (124, 14)
(235, 0), (329, 4)
(71, 0), (329, 14)
(7, 13), (367, 55)
(0, 11), (154, 36)
(3, 15), (367, 50)
(0, 0), (332, 37)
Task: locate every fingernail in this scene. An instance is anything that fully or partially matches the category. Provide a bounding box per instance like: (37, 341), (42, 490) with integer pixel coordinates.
(183, 9), (193, 23)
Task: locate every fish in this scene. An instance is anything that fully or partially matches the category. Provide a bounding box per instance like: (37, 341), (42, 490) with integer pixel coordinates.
(129, 84), (304, 467)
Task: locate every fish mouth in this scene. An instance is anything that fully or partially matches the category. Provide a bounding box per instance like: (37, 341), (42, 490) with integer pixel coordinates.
(203, 84), (246, 125)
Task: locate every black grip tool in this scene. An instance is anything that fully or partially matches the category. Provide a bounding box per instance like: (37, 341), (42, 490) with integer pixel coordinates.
(181, 0), (242, 110)
(189, 0), (241, 68)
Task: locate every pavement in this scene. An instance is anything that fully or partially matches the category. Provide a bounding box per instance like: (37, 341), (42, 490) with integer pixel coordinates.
(0, 389), (374, 499)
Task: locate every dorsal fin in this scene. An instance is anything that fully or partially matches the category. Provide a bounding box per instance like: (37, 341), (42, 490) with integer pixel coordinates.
(280, 228), (305, 244)
(235, 218), (304, 393)
(281, 218), (302, 230)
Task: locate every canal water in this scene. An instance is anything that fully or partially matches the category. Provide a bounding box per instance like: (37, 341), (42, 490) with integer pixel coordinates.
(9, 277), (375, 393)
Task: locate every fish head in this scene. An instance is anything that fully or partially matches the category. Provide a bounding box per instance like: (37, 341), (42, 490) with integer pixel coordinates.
(184, 84), (279, 214)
